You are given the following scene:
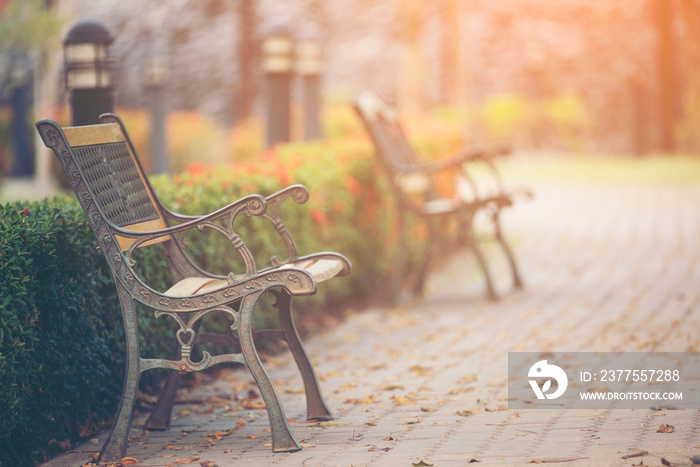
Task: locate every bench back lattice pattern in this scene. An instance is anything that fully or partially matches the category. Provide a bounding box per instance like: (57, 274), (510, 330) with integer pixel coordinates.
(72, 142), (160, 227)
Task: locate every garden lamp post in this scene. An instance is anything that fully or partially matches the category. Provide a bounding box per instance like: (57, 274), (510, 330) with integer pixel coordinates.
(145, 55), (169, 174)
(262, 26), (293, 148)
(296, 35), (322, 140)
(63, 19), (114, 126)
(8, 52), (34, 176)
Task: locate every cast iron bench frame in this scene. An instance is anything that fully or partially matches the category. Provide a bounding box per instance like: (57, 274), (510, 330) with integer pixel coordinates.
(354, 91), (527, 300)
(36, 114), (351, 464)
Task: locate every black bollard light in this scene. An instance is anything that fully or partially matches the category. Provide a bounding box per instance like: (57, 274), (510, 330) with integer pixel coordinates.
(262, 26), (293, 148)
(296, 35), (322, 140)
(145, 55), (169, 174)
(8, 52), (34, 176)
(63, 19), (114, 126)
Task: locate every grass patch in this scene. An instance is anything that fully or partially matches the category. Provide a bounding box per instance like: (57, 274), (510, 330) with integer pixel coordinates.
(500, 154), (700, 186)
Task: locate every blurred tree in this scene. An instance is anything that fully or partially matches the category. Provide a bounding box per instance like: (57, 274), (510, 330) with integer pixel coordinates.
(439, 0), (464, 105)
(676, 0), (700, 153)
(0, 0), (63, 56)
(236, 0), (257, 122)
(652, 0), (678, 153)
(398, 0), (425, 110)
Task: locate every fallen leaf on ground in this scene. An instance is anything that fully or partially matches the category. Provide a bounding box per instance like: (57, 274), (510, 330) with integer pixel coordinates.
(412, 461), (434, 466)
(368, 445), (391, 452)
(245, 433), (260, 439)
(242, 400), (266, 410)
(118, 458), (138, 466)
(621, 451), (648, 459)
(458, 374), (478, 384)
(382, 385), (404, 391)
(199, 462), (217, 467)
(632, 462), (647, 467)
(344, 395), (378, 404)
(448, 386), (475, 395)
(421, 407), (437, 412)
(163, 445), (181, 450)
(174, 456), (199, 464)
(456, 409), (480, 417)
(657, 424), (675, 433)
(392, 394), (417, 406)
(400, 417), (421, 425)
(306, 420), (340, 427)
(384, 435), (394, 441)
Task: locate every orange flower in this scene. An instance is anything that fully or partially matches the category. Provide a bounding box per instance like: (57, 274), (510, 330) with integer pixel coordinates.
(310, 208), (328, 226)
(277, 169), (292, 187)
(345, 176), (362, 195)
(186, 162), (208, 177)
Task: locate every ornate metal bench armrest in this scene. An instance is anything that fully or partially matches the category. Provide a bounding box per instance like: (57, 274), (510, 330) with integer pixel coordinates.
(391, 143), (510, 175)
(261, 184), (311, 267)
(110, 194), (267, 278)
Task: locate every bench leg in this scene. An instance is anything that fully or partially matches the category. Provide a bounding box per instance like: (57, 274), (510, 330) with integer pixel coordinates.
(492, 209), (524, 289)
(389, 205), (408, 303)
(413, 218), (438, 295)
(144, 371), (180, 431)
(98, 291), (141, 465)
(239, 290), (301, 452)
(275, 291), (333, 421)
(463, 216), (498, 300)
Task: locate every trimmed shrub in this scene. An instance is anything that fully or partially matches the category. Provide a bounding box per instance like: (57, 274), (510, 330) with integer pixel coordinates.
(0, 199), (123, 466)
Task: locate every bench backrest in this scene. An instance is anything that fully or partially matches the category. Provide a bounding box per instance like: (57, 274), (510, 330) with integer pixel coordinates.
(354, 92), (439, 200)
(36, 114), (169, 251)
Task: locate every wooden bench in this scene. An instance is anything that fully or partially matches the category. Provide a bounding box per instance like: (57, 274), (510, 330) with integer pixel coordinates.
(35, 114), (351, 464)
(354, 92), (528, 301)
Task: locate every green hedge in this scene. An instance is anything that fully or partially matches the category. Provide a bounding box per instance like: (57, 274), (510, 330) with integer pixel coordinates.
(0, 200), (123, 466)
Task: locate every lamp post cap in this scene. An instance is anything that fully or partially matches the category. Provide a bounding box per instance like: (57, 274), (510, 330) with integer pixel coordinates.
(64, 19), (113, 45)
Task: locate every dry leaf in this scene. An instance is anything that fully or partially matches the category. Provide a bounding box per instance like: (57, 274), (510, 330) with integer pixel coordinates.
(174, 456), (199, 464)
(163, 445), (181, 451)
(382, 385), (404, 391)
(448, 386), (475, 395)
(384, 435), (394, 441)
(344, 395), (378, 404)
(412, 461), (434, 466)
(392, 394), (416, 406)
(400, 417), (421, 425)
(199, 462), (217, 467)
(119, 458), (139, 466)
(621, 451), (648, 459)
(245, 433), (260, 439)
(421, 407), (437, 412)
(242, 400), (266, 410)
(368, 445), (391, 452)
(657, 424), (675, 433)
(307, 420), (341, 427)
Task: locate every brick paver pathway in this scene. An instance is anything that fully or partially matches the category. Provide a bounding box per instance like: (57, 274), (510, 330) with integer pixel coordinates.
(45, 180), (700, 466)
